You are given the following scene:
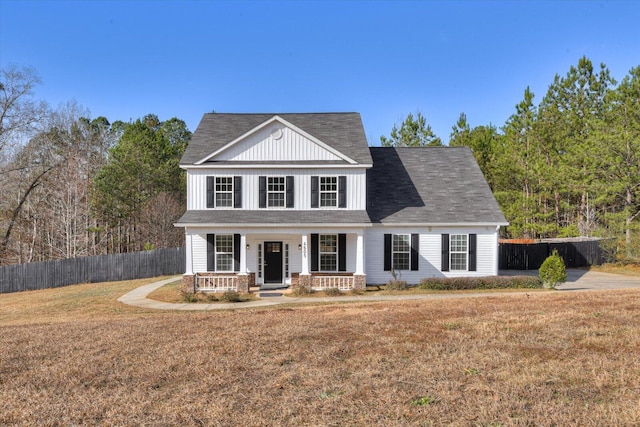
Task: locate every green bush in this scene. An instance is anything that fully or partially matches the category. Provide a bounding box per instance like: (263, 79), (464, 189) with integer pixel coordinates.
(539, 250), (567, 289)
(418, 275), (543, 290)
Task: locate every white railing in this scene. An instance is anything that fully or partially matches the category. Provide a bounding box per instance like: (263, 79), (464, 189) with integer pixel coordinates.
(312, 275), (354, 291)
(196, 274), (237, 292)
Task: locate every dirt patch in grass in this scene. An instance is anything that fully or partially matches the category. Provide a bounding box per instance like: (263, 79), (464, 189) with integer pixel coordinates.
(1, 283), (640, 425)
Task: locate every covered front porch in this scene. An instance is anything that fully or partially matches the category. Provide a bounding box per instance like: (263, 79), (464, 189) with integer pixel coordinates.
(181, 227), (367, 293)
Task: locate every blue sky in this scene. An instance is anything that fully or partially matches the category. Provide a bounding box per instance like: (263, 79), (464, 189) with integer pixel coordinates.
(1, 0), (639, 145)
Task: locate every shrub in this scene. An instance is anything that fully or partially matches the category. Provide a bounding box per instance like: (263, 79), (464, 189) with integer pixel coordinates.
(323, 287), (342, 297)
(386, 279), (408, 291)
(206, 293), (218, 302)
(181, 290), (198, 303)
(539, 250), (567, 289)
(292, 285), (313, 297)
(220, 290), (242, 302)
(418, 276), (543, 290)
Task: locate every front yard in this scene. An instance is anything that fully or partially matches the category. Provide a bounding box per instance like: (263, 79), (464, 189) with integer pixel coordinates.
(1, 278), (639, 425)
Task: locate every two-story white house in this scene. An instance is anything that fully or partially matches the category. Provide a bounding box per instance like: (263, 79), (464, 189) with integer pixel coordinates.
(176, 113), (508, 293)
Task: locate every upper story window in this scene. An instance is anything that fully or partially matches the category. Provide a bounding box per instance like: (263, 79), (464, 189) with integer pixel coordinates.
(216, 177), (233, 207)
(393, 234), (411, 270)
(450, 234), (468, 271)
(259, 176), (294, 208)
(311, 176), (346, 208)
(267, 177), (286, 207)
(320, 177), (337, 207)
(207, 176), (241, 208)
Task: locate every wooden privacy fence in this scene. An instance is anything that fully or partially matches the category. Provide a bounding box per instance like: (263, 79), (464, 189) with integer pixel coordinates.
(499, 239), (605, 270)
(0, 247), (185, 294)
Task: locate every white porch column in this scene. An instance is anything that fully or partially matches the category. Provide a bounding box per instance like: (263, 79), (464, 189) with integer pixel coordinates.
(355, 231), (364, 275)
(185, 232), (193, 275)
(240, 233), (247, 274)
(301, 234), (309, 275)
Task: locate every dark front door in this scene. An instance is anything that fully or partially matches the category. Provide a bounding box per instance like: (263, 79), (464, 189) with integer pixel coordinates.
(264, 242), (283, 283)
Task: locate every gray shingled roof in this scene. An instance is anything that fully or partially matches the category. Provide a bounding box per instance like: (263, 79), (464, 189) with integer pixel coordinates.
(367, 147), (508, 224)
(181, 113), (373, 165)
(176, 210), (372, 226)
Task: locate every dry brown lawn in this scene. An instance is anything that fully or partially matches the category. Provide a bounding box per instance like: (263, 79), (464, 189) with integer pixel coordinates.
(1, 278), (640, 426)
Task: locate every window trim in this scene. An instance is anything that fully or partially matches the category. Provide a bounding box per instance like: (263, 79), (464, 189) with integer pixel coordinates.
(450, 234), (469, 271)
(319, 176), (338, 208)
(267, 176), (286, 208)
(215, 234), (234, 272)
(319, 234), (338, 272)
(392, 234), (411, 271)
(214, 176), (234, 208)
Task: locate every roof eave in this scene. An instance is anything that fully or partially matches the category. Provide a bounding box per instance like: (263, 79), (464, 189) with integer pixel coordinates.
(175, 222), (373, 228)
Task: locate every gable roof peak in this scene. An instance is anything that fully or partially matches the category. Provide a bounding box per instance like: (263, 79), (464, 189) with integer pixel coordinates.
(182, 112), (372, 166)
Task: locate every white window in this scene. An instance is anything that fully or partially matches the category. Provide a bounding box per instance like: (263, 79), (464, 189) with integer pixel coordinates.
(216, 235), (234, 271)
(216, 177), (233, 207)
(267, 177), (285, 207)
(320, 177), (337, 207)
(450, 234), (468, 271)
(393, 234), (411, 270)
(319, 234), (337, 271)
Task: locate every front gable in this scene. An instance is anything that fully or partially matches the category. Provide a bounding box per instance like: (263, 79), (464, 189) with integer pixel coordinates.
(195, 116), (357, 164)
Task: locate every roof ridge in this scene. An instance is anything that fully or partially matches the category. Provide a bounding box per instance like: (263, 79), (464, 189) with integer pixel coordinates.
(202, 112), (360, 116)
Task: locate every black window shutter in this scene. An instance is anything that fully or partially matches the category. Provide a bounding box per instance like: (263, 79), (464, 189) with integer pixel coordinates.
(468, 234), (477, 271)
(441, 234), (450, 272)
(411, 234), (419, 271)
(338, 176), (347, 208)
(206, 176), (215, 208)
(233, 176), (242, 208)
(383, 234), (392, 271)
(310, 176), (319, 208)
(310, 234), (319, 272)
(338, 234), (347, 272)
(207, 234), (215, 271)
(286, 176), (294, 208)
(233, 234), (241, 272)
(259, 176), (267, 208)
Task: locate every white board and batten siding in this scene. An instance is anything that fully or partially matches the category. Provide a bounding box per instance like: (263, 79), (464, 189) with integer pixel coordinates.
(187, 168), (367, 211)
(364, 226), (500, 285)
(214, 122), (345, 162)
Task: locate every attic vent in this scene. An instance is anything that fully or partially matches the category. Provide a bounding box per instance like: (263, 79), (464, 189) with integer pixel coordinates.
(272, 128), (283, 140)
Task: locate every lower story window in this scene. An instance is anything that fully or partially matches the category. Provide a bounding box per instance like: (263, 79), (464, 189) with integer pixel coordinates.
(450, 234), (468, 271)
(393, 234), (410, 270)
(216, 235), (234, 271)
(319, 234), (337, 271)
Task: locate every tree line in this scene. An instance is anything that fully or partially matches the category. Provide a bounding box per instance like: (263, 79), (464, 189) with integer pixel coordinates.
(382, 57), (640, 262)
(2, 57), (638, 266)
(0, 65), (189, 265)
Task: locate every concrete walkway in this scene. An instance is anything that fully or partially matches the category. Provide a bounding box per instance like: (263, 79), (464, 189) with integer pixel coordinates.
(117, 270), (640, 311)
